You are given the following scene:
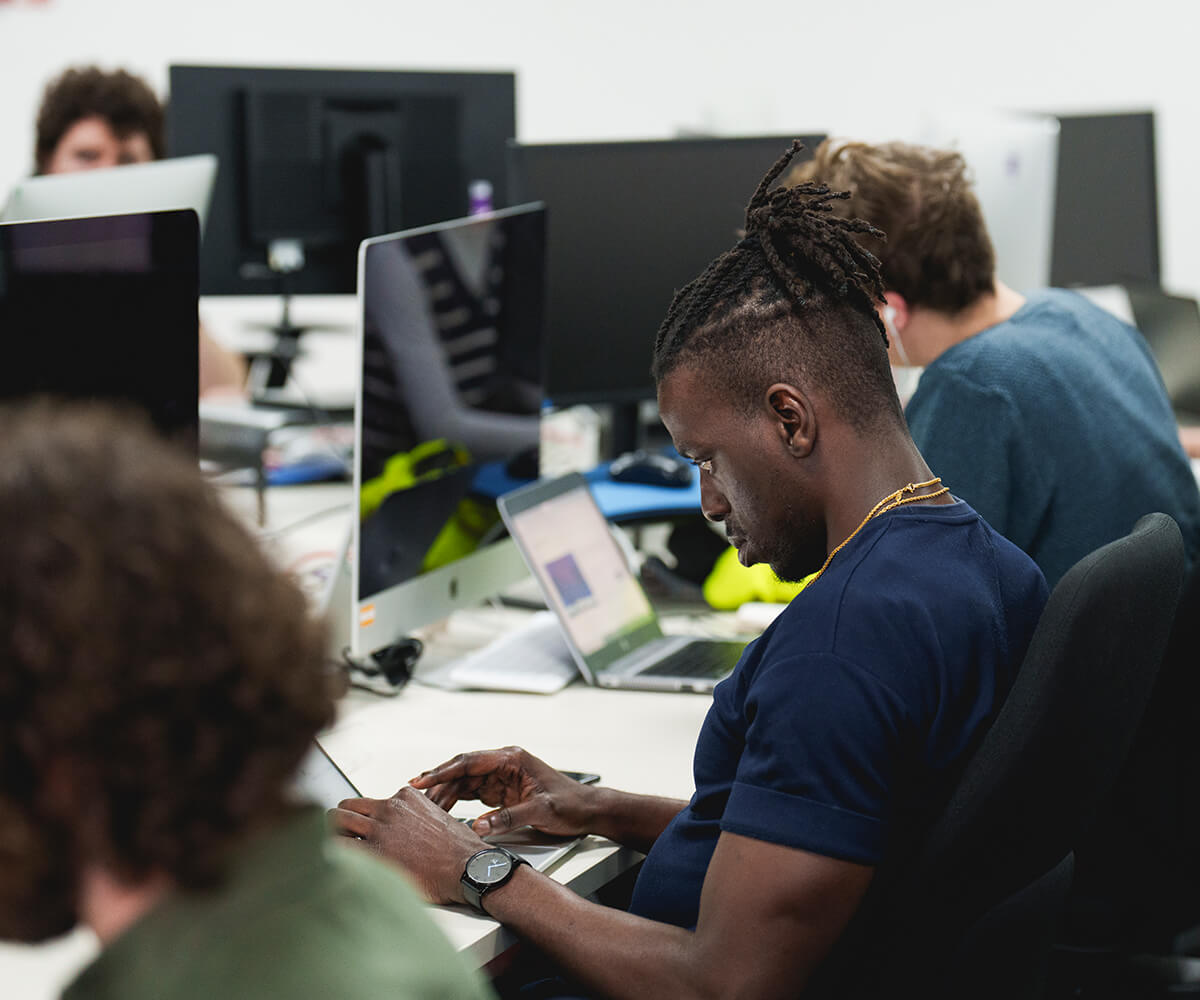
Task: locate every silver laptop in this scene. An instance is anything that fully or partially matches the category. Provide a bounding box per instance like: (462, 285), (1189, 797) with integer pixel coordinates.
(2, 154), (219, 235)
(497, 472), (745, 693)
(293, 740), (581, 873)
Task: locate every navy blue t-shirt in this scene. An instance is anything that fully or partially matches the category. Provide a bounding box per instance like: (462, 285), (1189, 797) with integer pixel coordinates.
(627, 501), (1048, 930)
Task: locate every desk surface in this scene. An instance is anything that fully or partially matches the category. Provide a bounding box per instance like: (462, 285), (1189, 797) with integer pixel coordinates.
(326, 676), (709, 966)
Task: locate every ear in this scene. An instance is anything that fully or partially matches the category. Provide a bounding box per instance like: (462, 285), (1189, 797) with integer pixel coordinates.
(764, 383), (815, 458)
(882, 290), (910, 331)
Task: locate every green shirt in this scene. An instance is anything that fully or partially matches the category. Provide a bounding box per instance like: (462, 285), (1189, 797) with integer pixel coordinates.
(62, 807), (495, 1000)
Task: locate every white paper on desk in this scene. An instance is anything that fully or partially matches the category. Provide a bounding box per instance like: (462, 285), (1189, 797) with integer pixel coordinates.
(416, 610), (578, 694)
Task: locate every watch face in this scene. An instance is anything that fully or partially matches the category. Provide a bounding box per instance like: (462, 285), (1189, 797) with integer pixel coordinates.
(465, 849), (514, 886)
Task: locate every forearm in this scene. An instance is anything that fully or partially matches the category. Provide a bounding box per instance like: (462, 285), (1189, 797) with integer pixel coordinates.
(584, 787), (686, 853)
(481, 833), (872, 1000)
(198, 324), (247, 397)
(483, 866), (716, 1000)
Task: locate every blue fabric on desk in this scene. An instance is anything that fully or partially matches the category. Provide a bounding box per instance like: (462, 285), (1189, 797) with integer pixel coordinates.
(627, 501), (1047, 930)
(266, 455), (350, 485)
(470, 460), (701, 522)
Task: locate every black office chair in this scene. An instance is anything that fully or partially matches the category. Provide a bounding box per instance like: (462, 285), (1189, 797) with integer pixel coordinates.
(812, 513), (1187, 999)
(1050, 555), (1200, 997)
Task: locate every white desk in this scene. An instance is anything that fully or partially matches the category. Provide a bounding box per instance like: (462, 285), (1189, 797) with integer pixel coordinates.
(0, 480), (713, 996)
(325, 678), (710, 967)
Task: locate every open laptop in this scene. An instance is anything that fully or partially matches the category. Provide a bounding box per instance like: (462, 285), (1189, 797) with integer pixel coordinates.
(293, 740), (582, 873)
(498, 472), (746, 693)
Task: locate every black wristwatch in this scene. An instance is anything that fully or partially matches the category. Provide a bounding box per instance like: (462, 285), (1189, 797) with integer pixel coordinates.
(461, 846), (528, 913)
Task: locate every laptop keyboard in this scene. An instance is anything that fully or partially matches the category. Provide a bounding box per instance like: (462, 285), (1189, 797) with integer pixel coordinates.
(638, 641), (741, 679)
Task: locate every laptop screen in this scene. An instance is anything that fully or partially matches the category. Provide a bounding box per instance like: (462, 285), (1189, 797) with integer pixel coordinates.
(501, 475), (662, 667)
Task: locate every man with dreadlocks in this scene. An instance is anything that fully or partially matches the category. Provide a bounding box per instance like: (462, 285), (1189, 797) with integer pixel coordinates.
(790, 138), (1200, 589)
(330, 141), (1048, 997)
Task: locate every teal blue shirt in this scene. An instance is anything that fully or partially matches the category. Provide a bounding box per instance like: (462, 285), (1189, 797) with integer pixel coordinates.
(62, 808), (495, 1000)
(906, 289), (1200, 587)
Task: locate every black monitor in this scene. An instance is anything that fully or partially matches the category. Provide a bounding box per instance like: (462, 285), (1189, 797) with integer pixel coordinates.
(1050, 111), (1160, 288)
(506, 134), (825, 452)
(0, 210), (199, 452)
(1125, 286), (1200, 423)
(166, 64), (517, 298)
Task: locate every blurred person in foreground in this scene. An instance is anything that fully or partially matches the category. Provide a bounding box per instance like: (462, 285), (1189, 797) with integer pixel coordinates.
(0, 401), (494, 1000)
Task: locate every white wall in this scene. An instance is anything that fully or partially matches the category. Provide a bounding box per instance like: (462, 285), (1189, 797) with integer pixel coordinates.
(3, 0), (1199, 295)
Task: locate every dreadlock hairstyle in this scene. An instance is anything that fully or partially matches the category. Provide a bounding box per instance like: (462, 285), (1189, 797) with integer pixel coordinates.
(652, 140), (904, 432)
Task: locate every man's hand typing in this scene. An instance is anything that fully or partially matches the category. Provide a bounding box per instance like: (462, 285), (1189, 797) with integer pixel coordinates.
(411, 746), (601, 838)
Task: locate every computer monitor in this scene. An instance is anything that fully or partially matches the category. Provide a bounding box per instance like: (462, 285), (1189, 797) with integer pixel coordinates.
(167, 65), (517, 297)
(1125, 286), (1200, 423)
(822, 110), (1060, 295)
(1049, 111), (1160, 288)
(352, 203), (546, 656)
(0, 209), (200, 451)
(904, 112), (1060, 295)
(1, 155), (218, 236)
(506, 134), (826, 451)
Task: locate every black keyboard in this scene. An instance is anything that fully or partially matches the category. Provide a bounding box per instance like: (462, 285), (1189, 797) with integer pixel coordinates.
(639, 641), (742, 679)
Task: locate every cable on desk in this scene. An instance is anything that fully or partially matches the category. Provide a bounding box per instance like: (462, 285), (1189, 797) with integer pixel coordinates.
(255, 501), (352, 542)
(281, 368), (356, 480)
(338, 638), (423, 696)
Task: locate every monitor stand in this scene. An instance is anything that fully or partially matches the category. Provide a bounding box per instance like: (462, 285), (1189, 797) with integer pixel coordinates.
(244, 239), (319, 395)
(245, 291), (307, 393)
(609, 401), (643, 458)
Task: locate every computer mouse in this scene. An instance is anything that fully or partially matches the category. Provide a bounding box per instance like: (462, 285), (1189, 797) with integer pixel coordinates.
(504, 445), (540, 480)
(608, 450), (693, 488)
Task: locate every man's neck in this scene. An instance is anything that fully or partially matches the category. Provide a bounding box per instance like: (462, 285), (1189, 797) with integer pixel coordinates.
(819, 422), (954, 558)
(78, 865), (172, 946)
(906, 280), (1026, 365)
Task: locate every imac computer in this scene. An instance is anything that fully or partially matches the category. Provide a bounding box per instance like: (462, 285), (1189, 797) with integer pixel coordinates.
(506, 134), (825, 454)
(0, 209), (200, 451)
(832, 110), (1060, 295)
(1049, 111), (1160, 288)
(907, 112), (1060, 295)
(352, 203), (546, 656)
(167, 65), (517, 298)
(1, 154), (219, 236)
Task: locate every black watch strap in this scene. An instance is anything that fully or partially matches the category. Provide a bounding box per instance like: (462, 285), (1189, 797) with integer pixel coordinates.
(461, 846), (528, 913)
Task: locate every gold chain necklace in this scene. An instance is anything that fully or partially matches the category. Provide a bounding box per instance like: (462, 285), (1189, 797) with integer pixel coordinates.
(809, 477), (950, 585)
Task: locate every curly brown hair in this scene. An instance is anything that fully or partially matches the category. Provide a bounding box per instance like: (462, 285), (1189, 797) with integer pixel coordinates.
(0, 402), (336, 940)
(787, 139), (996, 315)
(35, 65), (166, 174)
